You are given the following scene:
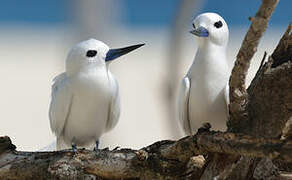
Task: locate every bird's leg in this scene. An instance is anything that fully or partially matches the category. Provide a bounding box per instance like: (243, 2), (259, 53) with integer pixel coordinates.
(71, 137), (77, 153)
(113, 146), (120, 151)
(70, 143), (78, 158)
(93, 140), (99, 151)
(71, 143), (77, 153)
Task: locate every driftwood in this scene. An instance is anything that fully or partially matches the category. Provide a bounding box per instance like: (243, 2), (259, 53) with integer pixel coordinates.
(0, 0), (292, 179)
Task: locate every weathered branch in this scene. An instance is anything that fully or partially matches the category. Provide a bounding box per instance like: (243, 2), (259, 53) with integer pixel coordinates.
(0, 134), (200, 179)
(219, 1), (284, 177)
(197, 130), (292, 162)
(1, 126), (292, 179)
(228, 0), (279, 132)
(272, 23), (292, 68)
(247, 24), (292, 139)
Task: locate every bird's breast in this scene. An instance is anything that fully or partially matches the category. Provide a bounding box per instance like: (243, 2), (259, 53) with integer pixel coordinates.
(62, 70), (113, 145)
(188, 50), (229, 101)
(69, 70), (112, 115)
(187, 53), (229, 131)
(71, 69), (111, 94)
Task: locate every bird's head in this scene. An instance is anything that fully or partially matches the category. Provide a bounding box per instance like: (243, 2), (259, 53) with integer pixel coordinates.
(66, 39), (144, 74)
(190, 13), (229, 47)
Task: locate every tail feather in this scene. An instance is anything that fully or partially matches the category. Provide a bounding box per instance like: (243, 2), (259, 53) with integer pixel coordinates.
(38, 141), (56, 151)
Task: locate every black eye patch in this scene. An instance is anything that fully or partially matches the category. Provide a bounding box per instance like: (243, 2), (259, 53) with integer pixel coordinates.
(86, 50), (97, 57)
(214, 21), (223, 28)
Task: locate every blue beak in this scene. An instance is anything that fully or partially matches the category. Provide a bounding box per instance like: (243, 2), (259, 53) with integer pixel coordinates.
(190, 26), (209, 37)
(105, 44), (145, 61)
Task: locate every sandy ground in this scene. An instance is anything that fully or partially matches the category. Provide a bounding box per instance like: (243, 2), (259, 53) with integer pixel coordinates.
(0, 26), (285, 151)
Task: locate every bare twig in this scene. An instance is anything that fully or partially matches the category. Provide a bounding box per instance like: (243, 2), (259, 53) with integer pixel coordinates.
(228, 0), (279, 132)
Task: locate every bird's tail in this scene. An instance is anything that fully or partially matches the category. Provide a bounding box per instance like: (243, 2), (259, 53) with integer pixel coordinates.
(38, 141), (56, 151)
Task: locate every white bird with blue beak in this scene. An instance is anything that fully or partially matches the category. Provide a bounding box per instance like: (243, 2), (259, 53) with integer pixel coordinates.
(49, 39), (144, 151)
(178, 12), (230, 135)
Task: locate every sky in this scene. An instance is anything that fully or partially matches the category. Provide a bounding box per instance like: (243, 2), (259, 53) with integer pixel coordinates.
(0, 0), (289, 26)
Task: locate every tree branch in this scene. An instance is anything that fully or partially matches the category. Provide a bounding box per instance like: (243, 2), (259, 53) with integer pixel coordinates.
(246, 24), (292, 139)
(228, 0), (279, 132)
(272, 23), (292, 68)
(1, 126), (292, 179)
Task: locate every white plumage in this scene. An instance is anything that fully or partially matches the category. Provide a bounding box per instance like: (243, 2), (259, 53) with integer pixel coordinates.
(178, 13), (230, 135)
(49, 39), (143, 150)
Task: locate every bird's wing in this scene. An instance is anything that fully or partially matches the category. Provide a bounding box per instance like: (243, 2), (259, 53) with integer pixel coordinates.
(224, 83), (230, 117)
(49, 73), (73, 137)
(178, 76), (192, 135)
(105, 73), (120, 132)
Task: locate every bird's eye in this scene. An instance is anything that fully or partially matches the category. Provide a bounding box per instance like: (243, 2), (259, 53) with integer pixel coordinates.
(214, 21), (223, 28)
(86, 50), (97, 57)
(192, 23), (196, 29)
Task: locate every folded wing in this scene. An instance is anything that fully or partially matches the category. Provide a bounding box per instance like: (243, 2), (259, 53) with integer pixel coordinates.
(105, 72), (120, 132)
(224, 83), (230, 118)
(49, 73), (73, 137)
(178, 77), (192, 135)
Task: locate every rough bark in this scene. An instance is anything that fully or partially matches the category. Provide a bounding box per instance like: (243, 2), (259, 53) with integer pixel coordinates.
(0, 134), (200, 180)
(247, 58), (292, 138)
(1, 126), (292, 180)
(204, 0), (292, 179)
(228, 0), (279, 132)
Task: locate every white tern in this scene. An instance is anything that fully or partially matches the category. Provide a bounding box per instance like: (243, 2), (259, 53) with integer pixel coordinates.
(49, 39), (144, 150)
(178, 12), (230, 135)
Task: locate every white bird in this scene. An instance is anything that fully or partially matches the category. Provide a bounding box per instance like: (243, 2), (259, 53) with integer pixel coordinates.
(178, 12), (230, 135)
(49, 39), (144, 150)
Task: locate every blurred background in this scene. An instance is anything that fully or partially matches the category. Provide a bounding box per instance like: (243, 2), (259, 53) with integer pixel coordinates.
(0, 0), (290, 151)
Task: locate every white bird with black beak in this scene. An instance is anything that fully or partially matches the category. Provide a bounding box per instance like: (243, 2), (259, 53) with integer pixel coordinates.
(49, 39), (144, 151)
(178, 13), (230, 135)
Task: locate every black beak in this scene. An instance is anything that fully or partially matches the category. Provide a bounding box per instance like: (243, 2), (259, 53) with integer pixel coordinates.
(105, 44), (145, 61)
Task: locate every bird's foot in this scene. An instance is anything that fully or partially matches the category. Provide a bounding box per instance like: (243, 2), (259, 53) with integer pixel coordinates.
(71, 143), (77, 154)
(113, 146), (120, 151)
(93, 140), (100, 152)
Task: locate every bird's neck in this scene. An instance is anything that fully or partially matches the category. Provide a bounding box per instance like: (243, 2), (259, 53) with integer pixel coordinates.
(191, 42), (228, 71)
(188, 42), (229, 86)
(66, 60), (108, 76)
(196, 42), (226, 61)
(67, 64), (108, 77)
(198, 41), (227, 54)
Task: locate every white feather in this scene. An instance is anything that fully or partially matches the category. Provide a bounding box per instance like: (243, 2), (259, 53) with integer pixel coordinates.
(49, 72), (73, 137)
(49, 39), (120, 150)
(177, 77), (192, 135)
(178, 13), (230, 134)
(105, 72), (120, 132)
(48, 39), (143, 150)
(224, 83), (230, 116)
